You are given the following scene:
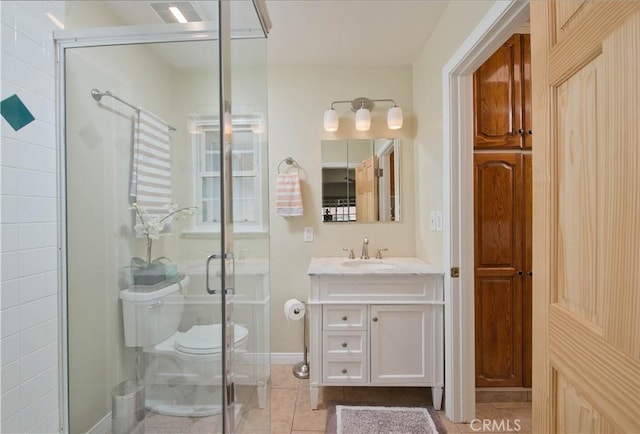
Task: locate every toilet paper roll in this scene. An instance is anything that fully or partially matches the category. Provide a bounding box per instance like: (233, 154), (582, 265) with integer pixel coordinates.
(284, 298), (305, 321)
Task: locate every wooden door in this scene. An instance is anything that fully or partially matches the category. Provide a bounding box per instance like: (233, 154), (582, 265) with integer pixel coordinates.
(532, 2), (640, 432)
(474, 153), (524, 387)
(473, 34), (523, 149)
(522, 34), (532, 150)
(522, 154), (532, 387)
(355, 156), (378, 222)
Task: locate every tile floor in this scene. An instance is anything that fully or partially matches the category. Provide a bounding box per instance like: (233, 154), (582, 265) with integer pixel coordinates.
(263, 364), (532, 434)
(141, 364), (532, 433)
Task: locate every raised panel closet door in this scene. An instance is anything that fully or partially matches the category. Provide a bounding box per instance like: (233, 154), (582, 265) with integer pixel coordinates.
(522, 34), (532, 150)
(523, 153), (532, 388)
(473, 34), (523, 149)
(474, 153), (524, 387)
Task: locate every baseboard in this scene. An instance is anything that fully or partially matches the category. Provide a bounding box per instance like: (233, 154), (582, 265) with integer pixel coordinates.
(476, 387), (532, 403)
(87, 412), (111, 434)
(270, 353), (304, 365)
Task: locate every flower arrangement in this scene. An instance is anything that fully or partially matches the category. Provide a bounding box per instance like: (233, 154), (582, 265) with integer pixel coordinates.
(130, 202), (197, 285)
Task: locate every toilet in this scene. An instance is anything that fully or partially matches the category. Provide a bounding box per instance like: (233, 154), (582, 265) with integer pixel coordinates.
(120, 276), (249, 417)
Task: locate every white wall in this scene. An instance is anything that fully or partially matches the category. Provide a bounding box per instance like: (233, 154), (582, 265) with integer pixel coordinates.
(267, 65), (415, 353)
(412, 0), (497, 267)
(1, 2), (64, 433)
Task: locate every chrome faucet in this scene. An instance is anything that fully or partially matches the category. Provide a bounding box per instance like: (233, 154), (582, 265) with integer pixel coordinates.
(361, 237), (369, 259)
(342, 248), (355, 259)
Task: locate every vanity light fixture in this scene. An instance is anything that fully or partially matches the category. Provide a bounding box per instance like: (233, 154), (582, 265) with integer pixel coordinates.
(323, 97), (403, 132)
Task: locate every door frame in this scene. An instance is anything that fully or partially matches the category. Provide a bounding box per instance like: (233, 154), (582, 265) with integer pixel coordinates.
(442, 0), (529, 422)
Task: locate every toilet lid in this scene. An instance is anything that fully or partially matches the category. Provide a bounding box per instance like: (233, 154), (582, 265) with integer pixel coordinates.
(175, 324), (249, 355)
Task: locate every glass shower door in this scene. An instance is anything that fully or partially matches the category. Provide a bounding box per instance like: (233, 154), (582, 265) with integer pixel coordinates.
(60, 3), (270, 432)
(64, 36), (228, 433)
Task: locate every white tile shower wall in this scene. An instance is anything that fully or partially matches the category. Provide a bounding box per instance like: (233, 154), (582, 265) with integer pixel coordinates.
(1, 1), (64, 433)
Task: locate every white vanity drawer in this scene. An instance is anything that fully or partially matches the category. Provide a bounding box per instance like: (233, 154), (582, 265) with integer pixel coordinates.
(323, 331), (366, 359)
(322, 360), (366, 383)
(323, 305), (367, 330)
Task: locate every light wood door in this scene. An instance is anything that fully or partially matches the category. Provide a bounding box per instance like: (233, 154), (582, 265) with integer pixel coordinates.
(355, 155), (378, 222)
(532, 2), (640, 432)
(474, 153), (525, 387)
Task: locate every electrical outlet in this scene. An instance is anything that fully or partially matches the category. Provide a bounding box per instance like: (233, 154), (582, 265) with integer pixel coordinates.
(303, 227), (314, 242)
(429, 211), (436, 231)
(435, 211), (443, 232)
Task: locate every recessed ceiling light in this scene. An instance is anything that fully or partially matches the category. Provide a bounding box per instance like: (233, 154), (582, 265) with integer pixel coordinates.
(169, 6), (188, 24)
(151, 2), (202, 24)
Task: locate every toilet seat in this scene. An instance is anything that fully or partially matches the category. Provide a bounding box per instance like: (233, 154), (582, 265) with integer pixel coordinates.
(175, 324), (249, 355)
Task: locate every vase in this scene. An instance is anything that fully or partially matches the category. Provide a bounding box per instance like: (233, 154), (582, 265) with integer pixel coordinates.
(132, 264), (166, 286)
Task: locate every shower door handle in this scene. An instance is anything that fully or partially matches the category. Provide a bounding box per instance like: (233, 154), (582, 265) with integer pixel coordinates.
(206, 253), (220, 294)
(206, 253), (236, 295)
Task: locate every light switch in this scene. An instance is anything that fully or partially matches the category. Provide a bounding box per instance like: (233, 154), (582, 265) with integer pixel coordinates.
(304, 227), (314, 242)
(435, 211), (443, 232)
(429, 211), (436, 231)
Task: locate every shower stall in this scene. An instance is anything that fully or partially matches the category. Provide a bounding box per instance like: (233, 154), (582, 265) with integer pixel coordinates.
(55, 1), (270, 432)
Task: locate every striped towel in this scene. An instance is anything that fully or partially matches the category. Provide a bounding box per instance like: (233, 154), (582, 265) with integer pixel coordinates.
(275, 172), (304, 217)
(130, 108), (172, 217)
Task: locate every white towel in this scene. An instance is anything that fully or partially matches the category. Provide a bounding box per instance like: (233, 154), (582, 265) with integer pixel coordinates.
(275, 172), (304, 217)
(130, 108), (172, 217)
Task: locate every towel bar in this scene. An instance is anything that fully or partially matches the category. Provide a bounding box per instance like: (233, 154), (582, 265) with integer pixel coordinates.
(277, 157), (300, 173)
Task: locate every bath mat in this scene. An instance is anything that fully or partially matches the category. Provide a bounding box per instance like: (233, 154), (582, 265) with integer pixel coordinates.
(325, 404), (447, 434)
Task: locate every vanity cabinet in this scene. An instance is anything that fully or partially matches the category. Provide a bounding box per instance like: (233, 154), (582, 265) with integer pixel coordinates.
(307, 257), (444, 410)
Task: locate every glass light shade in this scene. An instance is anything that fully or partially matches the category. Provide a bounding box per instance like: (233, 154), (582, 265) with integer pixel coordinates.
(387, 106), (403, 130)
(324, 108), (339, 132)
(355, 107), (371, 131)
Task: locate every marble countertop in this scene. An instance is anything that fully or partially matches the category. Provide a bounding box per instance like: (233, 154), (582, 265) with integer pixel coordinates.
(308, 256), (443, 276)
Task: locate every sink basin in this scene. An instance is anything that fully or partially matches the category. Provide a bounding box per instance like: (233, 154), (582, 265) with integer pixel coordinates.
(341, 260), (398, 270)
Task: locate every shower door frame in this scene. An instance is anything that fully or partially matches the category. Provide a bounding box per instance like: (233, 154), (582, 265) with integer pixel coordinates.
(54, 11), (243, 433)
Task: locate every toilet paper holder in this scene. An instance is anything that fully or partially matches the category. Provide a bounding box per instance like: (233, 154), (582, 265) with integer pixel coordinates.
(292, 302), (309, 379)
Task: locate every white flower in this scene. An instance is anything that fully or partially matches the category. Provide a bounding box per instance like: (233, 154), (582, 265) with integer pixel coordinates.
(133, 223), (146, 238)
(131, 202), (198, 265)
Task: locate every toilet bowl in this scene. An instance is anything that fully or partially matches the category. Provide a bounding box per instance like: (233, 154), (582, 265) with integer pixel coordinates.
(120, 276), (249, 417)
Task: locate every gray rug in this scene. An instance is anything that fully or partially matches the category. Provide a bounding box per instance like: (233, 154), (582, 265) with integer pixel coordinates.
(325, 404), (447, 434)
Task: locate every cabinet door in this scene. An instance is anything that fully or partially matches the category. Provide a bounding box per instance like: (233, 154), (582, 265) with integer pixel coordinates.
(473, 34), (523, 149)
(370, 305), (431, 384)
(522, 34), (532, 149)
(522, 154), (532, 387)
(474, 153), (524, 387)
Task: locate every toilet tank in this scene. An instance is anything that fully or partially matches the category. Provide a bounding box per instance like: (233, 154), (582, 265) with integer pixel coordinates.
(120, 276), (189, 347)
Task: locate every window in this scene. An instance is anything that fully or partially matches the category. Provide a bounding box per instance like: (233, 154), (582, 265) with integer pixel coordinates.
(193, 114), (266, 233)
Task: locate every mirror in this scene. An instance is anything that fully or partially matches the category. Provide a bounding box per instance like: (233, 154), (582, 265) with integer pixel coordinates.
(321, 138), (401, 222)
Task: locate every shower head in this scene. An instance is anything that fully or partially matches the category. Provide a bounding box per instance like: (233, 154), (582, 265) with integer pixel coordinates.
(91, 88), (104, 102)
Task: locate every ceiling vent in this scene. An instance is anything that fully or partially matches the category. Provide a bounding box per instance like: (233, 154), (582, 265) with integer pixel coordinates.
(151, 2), (202, 23)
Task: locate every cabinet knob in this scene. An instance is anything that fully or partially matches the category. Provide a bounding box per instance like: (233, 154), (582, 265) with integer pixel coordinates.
(528, 130), (532, 135)
(341, 369), (348, 374)
(342, 316), (348, 321)
(342, 342), (348, 348)
(527, 271), (533, 277)
(517, 270), (524, 276)
(517, 129), (524, 134)
(372, 317), (378, 322)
